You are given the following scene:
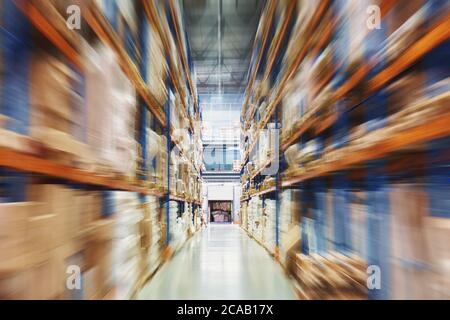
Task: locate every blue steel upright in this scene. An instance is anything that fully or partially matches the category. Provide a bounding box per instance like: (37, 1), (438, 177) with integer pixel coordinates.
(0, 2), (32, 202)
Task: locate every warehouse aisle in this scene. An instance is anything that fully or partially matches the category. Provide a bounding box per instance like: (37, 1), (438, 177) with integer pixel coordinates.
(138, 225), (297, 300)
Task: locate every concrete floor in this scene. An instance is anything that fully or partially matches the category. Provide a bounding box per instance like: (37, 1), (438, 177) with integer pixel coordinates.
(138, 224), (297, 300)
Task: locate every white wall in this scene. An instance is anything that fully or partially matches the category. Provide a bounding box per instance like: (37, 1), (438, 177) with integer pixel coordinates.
(207, 184), (234, 200)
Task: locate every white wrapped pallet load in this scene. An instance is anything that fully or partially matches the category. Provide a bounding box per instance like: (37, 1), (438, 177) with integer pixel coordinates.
(247, 197), (263, 240)
(146, 196), (162, 271)
(110, 192), (144, 298)
(167, 201), (181, 250)
(263, 199), (277, 252)
(84, 43), (117, 170)
(84, 42), (137, 177)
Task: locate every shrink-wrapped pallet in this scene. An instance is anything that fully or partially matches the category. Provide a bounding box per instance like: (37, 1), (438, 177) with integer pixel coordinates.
(144, 196), (162, 273)
(84, 42), (137, 177)
(109, 192), (144, 299)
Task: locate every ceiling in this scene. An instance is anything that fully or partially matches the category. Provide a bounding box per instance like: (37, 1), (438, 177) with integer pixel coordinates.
(182, 0), (263, 95)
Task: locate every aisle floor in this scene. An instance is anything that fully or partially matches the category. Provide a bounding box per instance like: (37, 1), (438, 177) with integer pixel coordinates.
(138, 224), (297, 300)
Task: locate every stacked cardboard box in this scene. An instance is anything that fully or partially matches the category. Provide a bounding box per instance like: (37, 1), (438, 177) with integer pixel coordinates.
(0, 202), (59, 299)
(145, 20), (168, 107)
(143, 196), (162, 275)
(279, 190), (301, 266)
(424, 217), (450, 299)
(167, 201), (181, 252)
(240, 202), (248, 231)
(0, 184), (118, 299)
(291, 252), (367, 300)
(29, 52), (90, 168)
(146, 128), (161, 185)
(262, 199), (276, 253)
(389, 184), (430, 299)
(169, 150), (179, 193)
(84, 42), (138, 178)
(247, 197), (263, 241)
(109, 192), (143, 299)
(193, 207), (202, 231)
(83, 218), (115, 300)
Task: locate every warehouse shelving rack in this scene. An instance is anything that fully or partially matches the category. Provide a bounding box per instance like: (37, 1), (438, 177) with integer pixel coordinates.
(14, 0), (82, 70)
(280, 11), (450, 153)
(243, 0), (296, 131)
(242, 2), (450, 180)
(1, 0), (203, 299)
(239, 0), (294, 257)
(167, 0), (200, 117)
(0, 148), (164, 197)
(240, 0), (329, 169)
(281, 111), (450, 187)
(6, 1), (203, 187)
(240, 0), (276, 122)
(142, 0), (202, 177)
(239, 0), (450, 299)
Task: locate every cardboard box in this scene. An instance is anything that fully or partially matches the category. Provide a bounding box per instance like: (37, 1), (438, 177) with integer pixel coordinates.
(0, 202), (46, 269)
(0, 270), (29, 299)
(26, 258), (62, 300)
(390, 184), (430, 299)
(27, 213), (58, 264)
(82, 266), (100, 300)
(424, 217), (450, 299)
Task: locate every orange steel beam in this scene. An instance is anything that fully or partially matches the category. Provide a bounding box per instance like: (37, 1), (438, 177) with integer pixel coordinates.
(14, 0), (82, 70)
(0, 148), (164, 196)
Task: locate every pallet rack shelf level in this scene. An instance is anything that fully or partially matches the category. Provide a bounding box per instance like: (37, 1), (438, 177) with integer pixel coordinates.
(367, 12), (450, 93)
(240, 0), (329, 169)
(240, 0), (276, 119)
(242, 186), (277, 202)
(249, 157), (276, 180)
(282, 113), (450, 187)
(255, 0), (330, 131)
(253, 185), (277, 197)
(15, 0), (82, 70)
(83, 2), (200, 174)
(167, 0), (200, 113)
(169, 194), (202, 205)
(0, 148), (164, 197)
(260, 0), (296, 88)
(280, 12), (450, 152)
(244, 0), (296, 129)
(142, 0), (195, 133)
(83, 3), (166, 127)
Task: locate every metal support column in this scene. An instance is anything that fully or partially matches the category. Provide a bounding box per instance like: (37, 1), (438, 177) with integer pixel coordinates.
(165, 80), (172, 245)
(0, 2), (32, 202)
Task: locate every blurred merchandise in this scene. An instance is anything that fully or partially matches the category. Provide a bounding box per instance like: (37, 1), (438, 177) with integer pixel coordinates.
(240, 0), (450, 300)
(1, 0), (450, 301)
(0, 0), (202, 300)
